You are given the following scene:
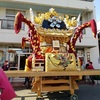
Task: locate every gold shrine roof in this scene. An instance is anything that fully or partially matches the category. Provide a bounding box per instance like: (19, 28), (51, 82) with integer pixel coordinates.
(31, 8), (78, 38)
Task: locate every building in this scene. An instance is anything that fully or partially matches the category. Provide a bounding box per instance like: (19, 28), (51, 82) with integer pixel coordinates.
(97, 21), (100, 60)
(0, 0), (99, 70)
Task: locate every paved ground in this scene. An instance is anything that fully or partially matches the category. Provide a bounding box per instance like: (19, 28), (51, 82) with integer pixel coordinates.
(12, 81), (100, 100)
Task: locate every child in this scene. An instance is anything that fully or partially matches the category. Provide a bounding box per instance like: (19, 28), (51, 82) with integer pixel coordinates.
(86, 61), (95, 85)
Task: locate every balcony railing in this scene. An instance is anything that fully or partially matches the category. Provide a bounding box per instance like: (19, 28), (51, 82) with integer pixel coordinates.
(0, 19), (24, 30)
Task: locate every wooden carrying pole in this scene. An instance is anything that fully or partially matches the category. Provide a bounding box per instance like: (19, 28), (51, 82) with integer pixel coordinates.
(5, 70), (100, 97)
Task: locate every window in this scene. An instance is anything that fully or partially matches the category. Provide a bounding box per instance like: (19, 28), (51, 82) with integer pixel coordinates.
(1, 9), (25, 30)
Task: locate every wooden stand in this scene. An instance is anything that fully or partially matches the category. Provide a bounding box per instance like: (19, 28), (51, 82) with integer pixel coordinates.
(31, 75), (82, 99)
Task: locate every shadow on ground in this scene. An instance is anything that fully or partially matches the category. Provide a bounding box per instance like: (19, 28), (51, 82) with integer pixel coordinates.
(13, 81), (100, 100)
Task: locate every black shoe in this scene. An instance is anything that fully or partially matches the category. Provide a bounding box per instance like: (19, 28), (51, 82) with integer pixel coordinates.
(23, 83), (25, 86)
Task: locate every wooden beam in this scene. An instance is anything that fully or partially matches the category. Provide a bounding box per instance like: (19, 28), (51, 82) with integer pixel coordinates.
(4, 69), (100, 77)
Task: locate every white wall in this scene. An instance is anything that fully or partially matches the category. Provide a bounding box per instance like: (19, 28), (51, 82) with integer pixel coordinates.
(76, 28), (98, 47)
(97, 21), (100, 32)
(90, 47), (100, 69)
(0, 31), (28, 43)
(5, 0), (94, 11)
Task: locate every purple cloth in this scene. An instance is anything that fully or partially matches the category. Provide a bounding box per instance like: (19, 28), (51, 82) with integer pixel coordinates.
(0, 68), (16, 100)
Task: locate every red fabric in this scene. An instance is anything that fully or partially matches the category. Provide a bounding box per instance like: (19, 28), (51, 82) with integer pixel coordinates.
(14, 12), (24, 34)
(87, 64), (94, 69)
(27, 55), (32, 69)
(0, 68), (16, 100)
(90, 19), (97, 38)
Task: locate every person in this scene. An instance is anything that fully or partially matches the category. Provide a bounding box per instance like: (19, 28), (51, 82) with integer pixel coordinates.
(85, 61), (95, 85)
(2, 60), (13, 82)
(2, 60), (9, 71)
(23, 77), (31, 89)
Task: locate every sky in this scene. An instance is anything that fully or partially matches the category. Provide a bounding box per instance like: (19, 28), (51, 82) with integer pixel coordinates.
(94, 0), (100, 21)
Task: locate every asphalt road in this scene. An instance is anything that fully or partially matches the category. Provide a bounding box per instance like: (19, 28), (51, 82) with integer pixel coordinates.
(13, 84), (100, 100)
